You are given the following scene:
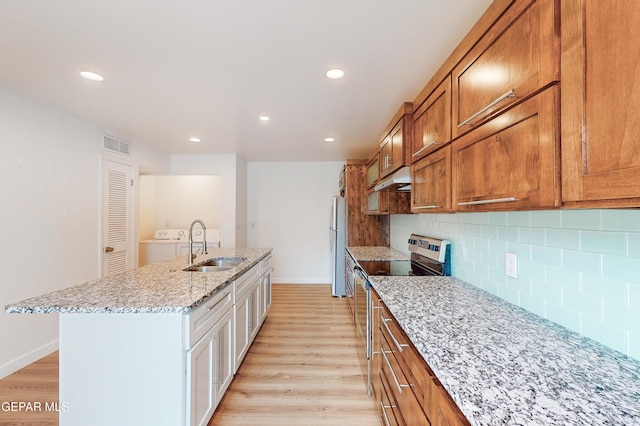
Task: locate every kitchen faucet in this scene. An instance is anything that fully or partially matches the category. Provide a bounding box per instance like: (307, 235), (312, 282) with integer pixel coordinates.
(188, 219), (208, 266)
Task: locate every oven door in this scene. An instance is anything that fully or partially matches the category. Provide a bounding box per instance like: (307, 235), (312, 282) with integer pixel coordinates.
(353, 267), (371, 394)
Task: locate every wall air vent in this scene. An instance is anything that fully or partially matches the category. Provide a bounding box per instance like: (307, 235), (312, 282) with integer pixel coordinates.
(103, 135), (131, 156)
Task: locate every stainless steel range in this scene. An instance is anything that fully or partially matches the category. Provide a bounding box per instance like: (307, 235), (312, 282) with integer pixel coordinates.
(357, 234), (451, 277)
(354, 234), (451, 395)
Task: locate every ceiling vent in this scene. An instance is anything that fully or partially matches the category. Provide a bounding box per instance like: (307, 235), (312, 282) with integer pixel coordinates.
(103, 135), (131, 156)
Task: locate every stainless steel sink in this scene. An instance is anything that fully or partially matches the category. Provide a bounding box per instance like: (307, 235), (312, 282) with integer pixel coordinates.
(183, 265), (232, 273)
(183, 257), (246, 272)
(201, 257), (246, 267)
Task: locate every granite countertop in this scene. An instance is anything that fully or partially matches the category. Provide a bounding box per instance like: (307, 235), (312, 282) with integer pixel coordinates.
(368, 276), (640, 426)
(5, 248), (272, 314)
(346, 246), (410, 261)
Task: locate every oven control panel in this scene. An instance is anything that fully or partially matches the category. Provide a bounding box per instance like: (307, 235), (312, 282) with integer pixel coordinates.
(408, 234), (450, 263)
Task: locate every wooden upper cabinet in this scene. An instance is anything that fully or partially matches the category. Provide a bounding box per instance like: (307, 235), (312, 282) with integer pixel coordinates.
(412, 146), (452, 213)
(451, 0), (559, 139)
(380, 103), (413, 178)
(366, 153), (380, 189)
(561, 0), (640, 207)
(412, 76), (452, 163)
(452, 87), (560, 211)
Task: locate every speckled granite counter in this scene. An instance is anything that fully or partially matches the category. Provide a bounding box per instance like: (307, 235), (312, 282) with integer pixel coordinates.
(368, 276), (640, 426)
(347, 246), (410, 261)
(5, 248), (272, 314)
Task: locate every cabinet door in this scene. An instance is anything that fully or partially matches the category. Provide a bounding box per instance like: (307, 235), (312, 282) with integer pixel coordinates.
(380, 133), (394, 177)
(561, 0), (640, 206)
(214, 308), (234, 404)
(234, 292), (250, 370)
(260, 271), (272, 322)
(367, 153), (380, 188)
(413, 76), (452, 162)
(380, 120), (407, 178)
(452, 0), (559, 138)
(187, 328), (216, 426)
(411, 146), (452, 213)
(249, 284), (260, 341)
(452, 87), (560, 211)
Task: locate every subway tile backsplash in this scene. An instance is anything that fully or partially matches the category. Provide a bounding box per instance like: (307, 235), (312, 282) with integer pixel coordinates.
(390, 209), (640, 360)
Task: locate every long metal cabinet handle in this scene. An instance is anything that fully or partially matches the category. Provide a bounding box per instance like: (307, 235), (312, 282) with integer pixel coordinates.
(458, 197), (517, 206)
(207, 291), (230, 312)
(371, 305), (382, 359)
(382, 317), (409, 353)
(416, 205), (441, 209)
(459, 89), (516, 127)
(382, 349), (410, 394)
(380, 400), (395, 426)
(412, 140), (438, 157)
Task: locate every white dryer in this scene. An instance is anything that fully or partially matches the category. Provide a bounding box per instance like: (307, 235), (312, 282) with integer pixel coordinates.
(138, 229), (189, 266)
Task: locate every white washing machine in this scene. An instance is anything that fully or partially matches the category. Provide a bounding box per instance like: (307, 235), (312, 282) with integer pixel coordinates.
(138, 229), (189, 266)
(176, 228), (221, 257)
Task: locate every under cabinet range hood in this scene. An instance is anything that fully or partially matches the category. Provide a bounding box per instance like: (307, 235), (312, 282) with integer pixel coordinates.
(374, 166), (411, 191)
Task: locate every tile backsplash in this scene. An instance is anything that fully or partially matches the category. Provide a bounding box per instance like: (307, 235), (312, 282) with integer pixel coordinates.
(390, 209), (640, 360)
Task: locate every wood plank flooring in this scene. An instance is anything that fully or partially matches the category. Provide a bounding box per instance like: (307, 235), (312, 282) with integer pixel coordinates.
(0, 351), (59, 425)
(209, 284), (379, 425)
(0, 284), (379, 426)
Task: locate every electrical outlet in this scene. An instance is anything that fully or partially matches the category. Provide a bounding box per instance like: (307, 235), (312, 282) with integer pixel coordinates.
(505, 252), (518, 278)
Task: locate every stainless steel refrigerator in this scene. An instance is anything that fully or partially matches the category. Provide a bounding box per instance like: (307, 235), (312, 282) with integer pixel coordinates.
(329, 196), (346, 297)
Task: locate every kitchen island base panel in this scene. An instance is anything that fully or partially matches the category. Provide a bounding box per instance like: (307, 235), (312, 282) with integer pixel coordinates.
(59, 313), (185, 426)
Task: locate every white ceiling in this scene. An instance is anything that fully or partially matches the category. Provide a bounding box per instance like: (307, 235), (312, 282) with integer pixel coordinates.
(0, 0), (492, 161)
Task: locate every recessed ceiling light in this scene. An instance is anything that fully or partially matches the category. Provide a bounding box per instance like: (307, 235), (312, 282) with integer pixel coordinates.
(259, 116), (270, 121)
(326, 68), (345, 79)
(80, 71), (104, 81)
(324, 137), (335, 142)
(189, 137), (201, 143)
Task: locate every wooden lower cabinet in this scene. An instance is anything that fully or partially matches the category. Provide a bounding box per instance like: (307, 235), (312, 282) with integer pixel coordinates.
(452, 86), (560, 211)
(373, 295), (469, 426)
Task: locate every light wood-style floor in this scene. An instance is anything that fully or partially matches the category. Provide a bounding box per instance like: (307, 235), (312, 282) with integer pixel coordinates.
(209, 284), (379, 425)
(0, 284), (379, 426)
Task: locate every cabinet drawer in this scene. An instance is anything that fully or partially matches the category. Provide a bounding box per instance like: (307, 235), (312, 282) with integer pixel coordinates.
(235, 264), (260, 301)
(186, 285), (233, 349)
(259, 255), (272, 277)
(379, 371), (404, 426)
(452, 87), (560, 211)
(380, 306), (430, 425)
(452, 0), (559, 138)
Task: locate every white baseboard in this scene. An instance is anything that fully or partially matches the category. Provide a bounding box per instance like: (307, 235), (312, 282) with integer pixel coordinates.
(0, 339), (59, 379)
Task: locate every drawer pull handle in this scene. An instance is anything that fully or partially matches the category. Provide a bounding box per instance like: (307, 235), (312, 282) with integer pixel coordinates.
(458, 197), (517, 206)
(382, 317), (409, 353)
(459, 88), (516, 127)
(207, 293), (230, 312)
(380, 401), (395, 426)
(412, 141), (438, 157)
(416, 205), (441, 209)
(382, 349), (410, 394)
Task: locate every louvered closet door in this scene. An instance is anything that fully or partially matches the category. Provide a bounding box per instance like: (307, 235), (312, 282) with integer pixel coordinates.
(102, 159), (134, 276)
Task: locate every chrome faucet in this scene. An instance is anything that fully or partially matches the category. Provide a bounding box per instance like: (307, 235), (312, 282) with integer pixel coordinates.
(188, 219), (208, 266)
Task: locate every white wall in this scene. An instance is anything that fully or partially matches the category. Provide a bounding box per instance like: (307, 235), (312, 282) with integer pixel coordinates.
(170, 155), (246, 248)
(247, 162), (344, 283)
(0, 87), (170, 378)
(138, 175), (221, 241)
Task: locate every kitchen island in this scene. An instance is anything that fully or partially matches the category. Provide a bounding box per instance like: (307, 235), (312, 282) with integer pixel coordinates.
(6, 247), (272, 426)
